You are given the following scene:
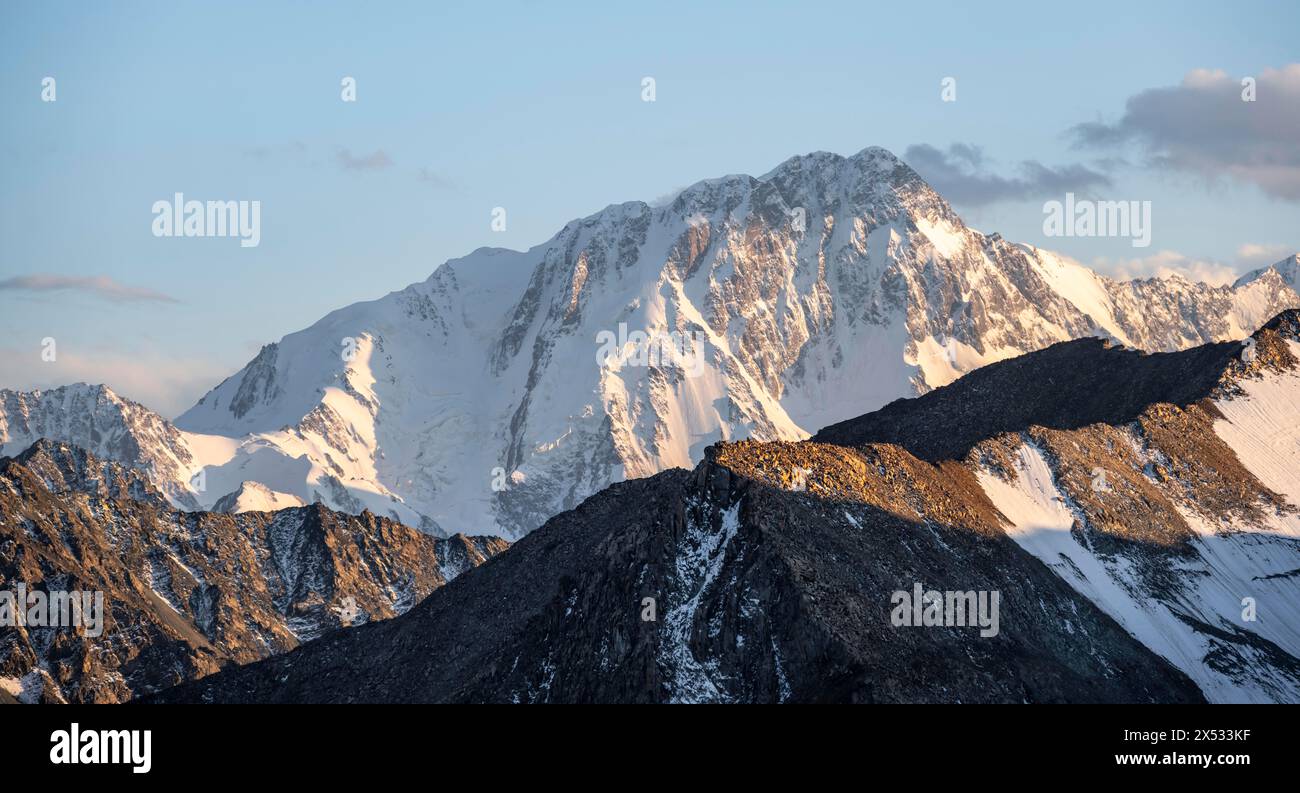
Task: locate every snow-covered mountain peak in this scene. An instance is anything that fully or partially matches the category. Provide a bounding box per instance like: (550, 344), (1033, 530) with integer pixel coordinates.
(0, 382), (205, 508)
(10, 146), (1300, 537)
(211, 480), (306, 513)
(1234, 253), (1300, 291)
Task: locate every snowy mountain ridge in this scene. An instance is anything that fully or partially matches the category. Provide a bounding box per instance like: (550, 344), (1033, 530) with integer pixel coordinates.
(5, 146), (1298, 537)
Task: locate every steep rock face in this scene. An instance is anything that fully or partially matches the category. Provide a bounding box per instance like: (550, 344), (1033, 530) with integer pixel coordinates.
(147, 147), (1297, 538)
(5, 150), (1296, 538)
(147, 442), (1202, 704)
(0, 441), (508, 703)
(0, 384), (205, 509)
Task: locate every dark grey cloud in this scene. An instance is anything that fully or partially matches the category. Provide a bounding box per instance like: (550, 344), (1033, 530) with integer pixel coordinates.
(336, 148), (393, 171)
(1070, 65), (1300, 201)
(903, 143), (1112, 206)
(0, 274), (178, 303)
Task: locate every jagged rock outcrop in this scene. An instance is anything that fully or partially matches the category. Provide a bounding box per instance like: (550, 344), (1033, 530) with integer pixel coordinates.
(0, 440), (507, 703)
(0, 384), (203, 509)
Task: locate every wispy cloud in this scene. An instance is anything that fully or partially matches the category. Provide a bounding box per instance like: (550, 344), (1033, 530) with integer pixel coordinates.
(1071, 64), (1300, 201)
(904, 143), (1111, 207)
(0, 274), (178, 304)
(336, 148), (393, 171)
(1087, 243), (1298, 287)
(1090, 250), (1240, 286)
(1235, 243), (1295, 270)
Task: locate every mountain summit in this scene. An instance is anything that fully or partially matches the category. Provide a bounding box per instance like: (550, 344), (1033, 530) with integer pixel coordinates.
(6, 147), (1298, 537)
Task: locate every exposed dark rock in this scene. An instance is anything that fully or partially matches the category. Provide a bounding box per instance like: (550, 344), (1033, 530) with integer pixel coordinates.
(146, 443), (1203, 704)
(813, 309), (1300, 462)
(0, 440), (507, 703)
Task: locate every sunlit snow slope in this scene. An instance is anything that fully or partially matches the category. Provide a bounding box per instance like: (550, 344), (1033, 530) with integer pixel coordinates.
(977, 337), (1300, 702)
(7, 147), (1298, 537)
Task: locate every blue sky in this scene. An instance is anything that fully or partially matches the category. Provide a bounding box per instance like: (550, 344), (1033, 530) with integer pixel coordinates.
(2, 0), (1298, 415)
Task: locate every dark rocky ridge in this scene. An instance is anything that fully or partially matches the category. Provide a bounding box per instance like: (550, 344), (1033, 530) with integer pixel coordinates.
(0, 440), (507, 703)
(147, 442), (1203, 703)
(809, 309), (1300, 699)
(813, 309), (1300, 462)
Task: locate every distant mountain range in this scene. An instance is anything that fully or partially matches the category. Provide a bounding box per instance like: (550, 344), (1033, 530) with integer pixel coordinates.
(3, 146), (1296, 539)
(145, 310), (1300, 703)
